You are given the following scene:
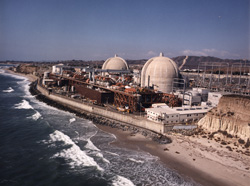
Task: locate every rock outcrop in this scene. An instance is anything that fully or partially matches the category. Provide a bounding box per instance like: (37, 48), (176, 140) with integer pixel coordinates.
(198, 95), (250, 141)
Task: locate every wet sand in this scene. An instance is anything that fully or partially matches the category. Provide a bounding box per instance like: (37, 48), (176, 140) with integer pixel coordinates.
(97, 125), (250, 186)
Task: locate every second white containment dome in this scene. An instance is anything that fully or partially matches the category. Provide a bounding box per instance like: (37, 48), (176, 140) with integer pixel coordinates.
(141, 53), (179, 93)
(102, 54), (129, 70)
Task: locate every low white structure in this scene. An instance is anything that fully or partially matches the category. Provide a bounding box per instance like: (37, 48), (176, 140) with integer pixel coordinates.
(151, 103), (169, 108)
(42, 79), (54, 86)
(146, 106), (212, 124)
(193, 88), (209, 101)
(207, 92), (223, 106)
(133, 69), (141, 85)
(184, 91), (201, 105)
(175, 90), (201, 105)
(52, 64), (64, 75)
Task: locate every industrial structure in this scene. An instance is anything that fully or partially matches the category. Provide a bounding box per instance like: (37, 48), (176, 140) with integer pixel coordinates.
(40, 53), (249, 127)
(182, 61), (250, 95)
(44, 53), (182, 113)
(146, 105), (211, 124)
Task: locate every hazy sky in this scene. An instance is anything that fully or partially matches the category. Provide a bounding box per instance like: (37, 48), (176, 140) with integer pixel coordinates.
(0, 0), (249, 61)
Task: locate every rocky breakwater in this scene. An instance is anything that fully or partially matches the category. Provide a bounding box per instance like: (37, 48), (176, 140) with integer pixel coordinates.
(198, 95), (250, 141)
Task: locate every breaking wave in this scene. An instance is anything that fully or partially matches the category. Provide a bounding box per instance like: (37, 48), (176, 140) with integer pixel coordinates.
(14, 99), (33, 109)
(49, 130), (103, 171)
(3, 87), (14, 93)
(112, 175), (135, 186)
(17, 79), (34, 98)
(96, 152), (110, 164)
(28, 111), (42, 120)
(1, 71), (27, 80)
(69, 118), (76, 124)
(85, 139), (101, 151)
(105, 151), (120, 157)
(128, 158), (144, 164)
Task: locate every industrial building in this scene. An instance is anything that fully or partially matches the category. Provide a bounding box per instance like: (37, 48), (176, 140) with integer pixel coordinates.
(42, 53), (183, 113)
(146, 105), (212, 124)
(41, 52), (247, 126)
(174, 88), (210, 106)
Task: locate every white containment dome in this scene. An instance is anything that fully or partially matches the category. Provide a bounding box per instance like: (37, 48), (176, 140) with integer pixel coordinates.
(141, 53), (179, 93)
(102, 54), (129, 70)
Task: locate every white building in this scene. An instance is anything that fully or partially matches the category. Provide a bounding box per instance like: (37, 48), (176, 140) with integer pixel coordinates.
(133, 69), (141, 85)
(146, 106), (212, 124)
(52, 64), (64, 75)
(207, 92), (224, 106)
(193, 88), (209, 101)
(175, 90), (201, 106)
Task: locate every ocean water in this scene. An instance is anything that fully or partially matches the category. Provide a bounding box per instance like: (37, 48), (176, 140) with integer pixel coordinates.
(0, 68), (197, 186)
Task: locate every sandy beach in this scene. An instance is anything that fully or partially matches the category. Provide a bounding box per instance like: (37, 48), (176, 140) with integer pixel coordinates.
(5, 69), (250, 186)
(97, 125), (250, 186)
(4, 69), (38, 82)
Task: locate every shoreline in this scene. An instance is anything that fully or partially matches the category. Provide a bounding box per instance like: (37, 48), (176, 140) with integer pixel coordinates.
(4, 69), (250, 186)
(97, 126), (236, 186)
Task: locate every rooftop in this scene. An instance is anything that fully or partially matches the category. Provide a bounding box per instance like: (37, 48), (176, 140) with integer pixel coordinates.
(146, 105), (213, 115)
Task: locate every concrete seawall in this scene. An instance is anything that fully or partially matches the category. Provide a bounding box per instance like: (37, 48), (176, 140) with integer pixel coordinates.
(37, 84), (165, 134)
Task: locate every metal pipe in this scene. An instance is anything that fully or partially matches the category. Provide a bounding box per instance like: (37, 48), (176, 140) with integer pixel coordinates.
(203, 64), (206, 85)
(209, 63), (214, 90)
(226, 63), (229, 85)
(230, 64), (233, 84)
(218, 65), (221, 83)
(248, 67), (250, 88)
(197, 63), (200, 87)
(182, 80), (186, 106)
(239, 63), (242, 85)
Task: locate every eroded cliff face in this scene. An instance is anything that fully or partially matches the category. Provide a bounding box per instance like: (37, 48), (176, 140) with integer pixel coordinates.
(198, 95), (250, 141)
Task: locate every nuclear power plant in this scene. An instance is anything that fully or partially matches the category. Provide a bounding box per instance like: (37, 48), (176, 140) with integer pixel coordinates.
(39, 52), (249, 126)
(43, 53), (181, 113)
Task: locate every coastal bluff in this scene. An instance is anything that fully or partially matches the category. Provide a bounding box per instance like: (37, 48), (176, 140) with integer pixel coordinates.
(198, 95), (250, 141)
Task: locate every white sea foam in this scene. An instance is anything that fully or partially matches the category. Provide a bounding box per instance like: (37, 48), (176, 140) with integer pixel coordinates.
(69, 118), (76, 123)
(85, 139), (100, 151)
(32, 98), (59, 111)
(105, 151), (119, 157)
(49, 130), (103, 171)
(128, 158), (144, 164)
(14, 99), (33, 109)
(28, 111), (42, 120)
(1, 71), (27, 80)
(2, 87), (14, 93)
(112, 175), (135, 186)
(111, 133), (117, 139)
(18, 79), (34, 98)
(96, 152), (110, 164)
(80, 136), (111, 165)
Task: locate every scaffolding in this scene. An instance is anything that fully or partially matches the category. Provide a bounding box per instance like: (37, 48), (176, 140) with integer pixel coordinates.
(113, 91), (139, 112)
(193, 61), (250, 95)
